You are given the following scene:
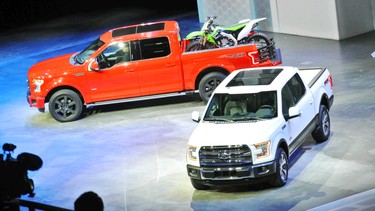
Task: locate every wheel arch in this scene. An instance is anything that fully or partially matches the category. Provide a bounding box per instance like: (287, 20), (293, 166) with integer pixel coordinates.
(314, 93), (330, 126)
(45, 86), (84, 104)
(319, 93), (330, 110)
(277, 139), (289, 158)
(194, 67), (229, 90)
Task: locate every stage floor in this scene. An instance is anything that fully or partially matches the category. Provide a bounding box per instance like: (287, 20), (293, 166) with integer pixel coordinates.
(1, 7), (375, 211)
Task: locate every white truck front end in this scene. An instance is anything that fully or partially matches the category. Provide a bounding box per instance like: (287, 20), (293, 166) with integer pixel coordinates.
(187, 117), (287, 186)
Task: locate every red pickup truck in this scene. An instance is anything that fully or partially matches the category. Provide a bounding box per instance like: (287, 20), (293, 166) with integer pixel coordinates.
(27, 20), (281, 122)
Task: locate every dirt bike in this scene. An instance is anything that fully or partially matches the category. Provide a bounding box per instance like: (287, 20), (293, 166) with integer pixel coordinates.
(185, 16), (272, 52)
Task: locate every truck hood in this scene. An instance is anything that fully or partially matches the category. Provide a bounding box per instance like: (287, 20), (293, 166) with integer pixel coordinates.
(189, 119), (280, 146)
(28, 53), (77, 78)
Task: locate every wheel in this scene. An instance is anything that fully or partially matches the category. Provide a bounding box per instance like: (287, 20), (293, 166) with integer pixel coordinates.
(311, 104), (330, 142)
(246, 33), (271, 49)
(190, 178), (209, 190)
(186, 40), (216, 52)
(198, 72), (227, 103)
(48, 89), (83, 122)
(268, 147), (288, 187)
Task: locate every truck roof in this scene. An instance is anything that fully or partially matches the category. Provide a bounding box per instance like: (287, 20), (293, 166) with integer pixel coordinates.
(215, 66), (298, 94)
(99, 20), (180, 43)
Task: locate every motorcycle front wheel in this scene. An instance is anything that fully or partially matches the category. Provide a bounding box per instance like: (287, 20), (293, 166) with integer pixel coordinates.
(186, 40), (216, 52)
(246, 33), (271, 49)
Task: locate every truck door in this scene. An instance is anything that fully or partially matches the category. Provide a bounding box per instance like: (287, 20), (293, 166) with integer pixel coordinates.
(282, 73), (315, 147)
(87, 41), (140, 101)
(134, 36), (183, 95)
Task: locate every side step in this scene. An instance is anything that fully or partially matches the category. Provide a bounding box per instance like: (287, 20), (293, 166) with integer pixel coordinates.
(86, 90), (199, 107)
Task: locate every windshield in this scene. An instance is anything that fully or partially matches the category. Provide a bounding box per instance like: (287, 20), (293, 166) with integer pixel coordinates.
(74, 38), (105, 64)
(203, 91), (277, 122)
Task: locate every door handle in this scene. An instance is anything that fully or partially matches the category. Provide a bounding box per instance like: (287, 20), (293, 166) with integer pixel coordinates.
(165, 63), (175, 67)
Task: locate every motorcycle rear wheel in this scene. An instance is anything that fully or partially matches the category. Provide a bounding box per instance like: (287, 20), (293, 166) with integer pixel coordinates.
(246, 33), (271, 48)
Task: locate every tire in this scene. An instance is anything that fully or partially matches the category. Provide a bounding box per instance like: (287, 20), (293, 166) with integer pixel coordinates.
(246, 33), (271, 49)
(190, 178), (209, 190)
(198, 72), (227, 103)
(186, 40), (216, 52)
(48, 89), (83, 122)
(268, 147), (288, 187)
(311, 104), (330, 142)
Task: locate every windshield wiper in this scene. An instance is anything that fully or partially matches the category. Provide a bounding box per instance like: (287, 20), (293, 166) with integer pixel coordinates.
(204, 117), (233, 122)
(232, 116), (264, 121)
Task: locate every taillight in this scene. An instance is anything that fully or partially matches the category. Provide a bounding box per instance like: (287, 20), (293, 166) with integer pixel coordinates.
(247, 51), (260, 64)
(328, 75), (333, 88)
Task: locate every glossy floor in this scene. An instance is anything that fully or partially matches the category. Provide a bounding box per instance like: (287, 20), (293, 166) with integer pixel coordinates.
(1, 7), (375, 211)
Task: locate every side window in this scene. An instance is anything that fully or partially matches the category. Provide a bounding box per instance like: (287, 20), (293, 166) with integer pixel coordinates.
(139, 37), (171, 60)
(113, 42), (131, 64)
(288, 74), (306, 103)
(101, 41), (132, 68)
(282, 84), (295, 117)
(281, 74), (306, 117)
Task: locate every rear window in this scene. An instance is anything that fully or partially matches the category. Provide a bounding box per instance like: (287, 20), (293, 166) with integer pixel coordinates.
(139, 37), (171, 60)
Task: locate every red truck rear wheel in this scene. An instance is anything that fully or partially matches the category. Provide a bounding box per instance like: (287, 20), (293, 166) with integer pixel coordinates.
(198, 72), (226, 103)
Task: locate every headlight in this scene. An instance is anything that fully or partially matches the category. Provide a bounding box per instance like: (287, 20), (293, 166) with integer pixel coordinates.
(32, 79), (44, 92)
(188, 145), (198, 161)
(254, 141), (270, 158)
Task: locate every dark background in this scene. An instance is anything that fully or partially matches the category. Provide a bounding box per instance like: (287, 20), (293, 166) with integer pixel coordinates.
(0, 0), (198, 30)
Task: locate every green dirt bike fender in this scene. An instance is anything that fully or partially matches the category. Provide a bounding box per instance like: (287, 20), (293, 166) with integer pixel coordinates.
(186, 31), (217, 44)
(186, 31), (204, 39)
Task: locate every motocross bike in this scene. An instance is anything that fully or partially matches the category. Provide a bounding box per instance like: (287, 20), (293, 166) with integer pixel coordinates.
(185, 16), (272, 51)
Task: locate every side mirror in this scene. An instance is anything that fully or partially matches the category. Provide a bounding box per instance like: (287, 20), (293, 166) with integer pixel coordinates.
(89, 60), (100, 71)
(287, 106), (301, 120)
(192, 111), (201, 123)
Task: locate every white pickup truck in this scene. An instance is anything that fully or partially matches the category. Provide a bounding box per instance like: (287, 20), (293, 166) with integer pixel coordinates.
(186, 66), (334, 190)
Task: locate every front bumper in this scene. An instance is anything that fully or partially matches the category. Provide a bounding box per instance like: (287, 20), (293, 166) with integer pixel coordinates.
(187, 160), (276, 186)
(27, 90), (46, 110)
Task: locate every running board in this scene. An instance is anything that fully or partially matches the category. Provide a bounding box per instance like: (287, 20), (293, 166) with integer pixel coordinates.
(86, 90), (199, 107)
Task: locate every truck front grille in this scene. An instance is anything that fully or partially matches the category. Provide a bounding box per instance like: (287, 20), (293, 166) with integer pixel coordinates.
(199, 145), (252, 167)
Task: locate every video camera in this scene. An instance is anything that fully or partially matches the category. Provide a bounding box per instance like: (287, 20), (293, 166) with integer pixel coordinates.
(0, 143), (43, 207)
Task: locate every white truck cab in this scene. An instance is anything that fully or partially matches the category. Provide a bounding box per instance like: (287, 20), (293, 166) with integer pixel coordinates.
(186, 66), (334, 190)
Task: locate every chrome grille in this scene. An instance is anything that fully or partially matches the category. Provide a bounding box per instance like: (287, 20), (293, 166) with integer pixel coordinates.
(199, 145), (252, 167)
